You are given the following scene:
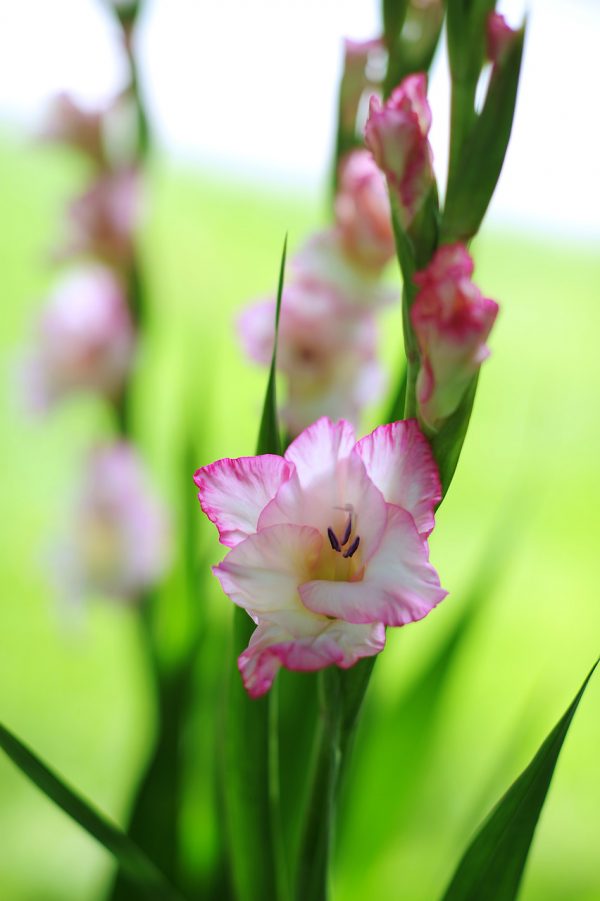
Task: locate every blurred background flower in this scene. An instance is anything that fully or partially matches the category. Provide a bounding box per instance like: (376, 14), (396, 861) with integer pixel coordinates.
(0, 1), (598, 900)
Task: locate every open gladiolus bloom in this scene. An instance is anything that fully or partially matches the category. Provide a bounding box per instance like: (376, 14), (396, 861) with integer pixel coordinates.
(60, 443), (170, 603)
(239, 284), (385, 435)
(23, 265), (134, 411)
(195, 417), (446, 697)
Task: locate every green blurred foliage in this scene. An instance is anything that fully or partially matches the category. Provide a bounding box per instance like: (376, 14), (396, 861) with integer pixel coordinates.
(0, 131), (598, 900)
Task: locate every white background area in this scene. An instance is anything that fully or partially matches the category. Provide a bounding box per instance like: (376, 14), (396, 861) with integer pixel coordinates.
(0, 0), (598, 237)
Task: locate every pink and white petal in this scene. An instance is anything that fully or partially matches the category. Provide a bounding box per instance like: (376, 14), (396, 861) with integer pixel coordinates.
(238, 617), (385, 697)
(194, 455), (294, 547)
(213, 523), (322, 616)
(299, 505), (446, 627)
(259, 451), (387, 563)
(284, 417), (356, 488)
(354, 420), (441, 535)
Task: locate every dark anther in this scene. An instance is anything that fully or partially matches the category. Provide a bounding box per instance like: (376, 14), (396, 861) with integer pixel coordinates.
(327, 527), (341, 552)
(343, 536), (360, 558)
(340, 514), (352, 547)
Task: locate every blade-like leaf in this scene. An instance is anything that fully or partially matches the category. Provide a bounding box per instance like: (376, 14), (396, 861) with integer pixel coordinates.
(257, 234), (287, 457)
(442, 26), (525, 243)
(225, 235), (289, 901)
(0, 722), (184, 901)
(441, 658), (598, 901)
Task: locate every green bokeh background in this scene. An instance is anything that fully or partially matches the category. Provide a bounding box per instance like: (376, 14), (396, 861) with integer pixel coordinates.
(0, 132), (598, 900)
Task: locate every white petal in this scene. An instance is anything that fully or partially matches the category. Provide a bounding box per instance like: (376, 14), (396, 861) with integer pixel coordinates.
(354, 420), (441, 535)
(194, 454), (294, 547)
(238, 617), (385, 697)
(213, 523), (322, 616)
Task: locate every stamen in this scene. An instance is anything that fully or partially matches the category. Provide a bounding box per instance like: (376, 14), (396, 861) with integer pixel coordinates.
(340, 514), (352, 547)
(343, 536), (360, 558)
(327, 527), (341, 552)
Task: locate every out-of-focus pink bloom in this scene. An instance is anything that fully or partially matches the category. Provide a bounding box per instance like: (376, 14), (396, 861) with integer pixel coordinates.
(334, 150), (395, 272)
(411, 244), (499, 430)
(195, 416), (445, 697)
(24, 265), (134, 410)
(339, 38), (384, 132)
(61, 444), (170, 603)
(39, 93), (106, 166)
(292, 232), (397, 311)
(60, 169), (140, 267)
(239, 283), (386, 436)
(486, 12), (519, 66)
(365, 73), (433, 229)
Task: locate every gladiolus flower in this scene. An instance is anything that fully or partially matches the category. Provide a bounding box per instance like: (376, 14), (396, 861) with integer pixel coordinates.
(60, 169), (140, 267)
(334, 150), (395, 272)
(59, 444), (170, 603)
(39, 93), (106, 166)
(411, 244), (499, 431)
(292, 231), (396, 311)
(23, 265), (134, 411)
(486, 12), (519, 66)
(364, 73), (433, 229)
(239, 283), (386, 436)
(195, 417), (445, 697)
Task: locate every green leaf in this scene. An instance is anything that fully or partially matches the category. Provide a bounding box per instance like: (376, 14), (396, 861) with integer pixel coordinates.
(384, 0), (444, 97)
(224, 235), (289, 901)
(0, 722), (184, 901)
(382, 0), (409, 52)
(257, 234), (287, 457)
(338, 504), (525, 881)
(442, 25), (525, 243)
(446, 0), (496, 85)
(440, 658), (599, 901)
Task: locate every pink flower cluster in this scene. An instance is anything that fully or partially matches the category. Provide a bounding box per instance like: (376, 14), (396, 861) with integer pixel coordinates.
(29, 17), (170, 606)
(362, 72), (499, 430)
(60, 444), (170, 603)
(26, 87), (141, 412)
(195, 417), (445, 697)
(239, 149), (396, 436)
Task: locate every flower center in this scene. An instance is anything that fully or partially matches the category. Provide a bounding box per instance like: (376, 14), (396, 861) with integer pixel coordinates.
(317, 509), (364, 583)
(327, 512), (360, 558)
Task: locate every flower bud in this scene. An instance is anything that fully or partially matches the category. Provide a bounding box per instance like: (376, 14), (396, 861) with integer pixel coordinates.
(334, 149), (395, 272)
(60, 169), (140, 268)
(486, 12), (519, 66)
(24, 265), (134, 410)
(60, 443), (170, 603)
(410, 244), (498, 430)
(364, 73), (433, 229)
(39, 93), (106, 166)
(339, 38), (383, 133)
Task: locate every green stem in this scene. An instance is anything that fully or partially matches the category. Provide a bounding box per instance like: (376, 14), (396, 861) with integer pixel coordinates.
(295, 669), (342, 901)
(224, 610), (279, 901)
(269, 682), (291, 901)
(294, 659), (375, 901)
(446, 78), (477, 206)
